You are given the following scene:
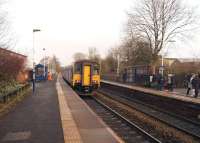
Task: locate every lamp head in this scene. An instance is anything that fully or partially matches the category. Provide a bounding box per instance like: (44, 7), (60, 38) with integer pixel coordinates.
(33, 29), (41, 32)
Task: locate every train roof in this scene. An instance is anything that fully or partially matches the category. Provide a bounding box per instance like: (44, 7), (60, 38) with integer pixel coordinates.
(64, 65), (73, 69)
(74, 59), (99, 64)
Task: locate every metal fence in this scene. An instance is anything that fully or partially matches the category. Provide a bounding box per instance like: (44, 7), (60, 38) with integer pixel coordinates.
(0, 83), (30, 103)
(102, 65), (187, 88)
(102, 66), (151, 85)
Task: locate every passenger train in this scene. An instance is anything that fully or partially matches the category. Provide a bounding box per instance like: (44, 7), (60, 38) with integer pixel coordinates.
(63, 60), (100, 94)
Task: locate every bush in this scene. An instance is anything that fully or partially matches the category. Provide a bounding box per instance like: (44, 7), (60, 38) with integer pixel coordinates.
(0, 48), (26, 96)
(0, 80), (19, 96)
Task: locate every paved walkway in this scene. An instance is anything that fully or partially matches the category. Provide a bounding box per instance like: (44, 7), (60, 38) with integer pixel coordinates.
(0, 80), (64, 143)
(57, 75), (122, 143)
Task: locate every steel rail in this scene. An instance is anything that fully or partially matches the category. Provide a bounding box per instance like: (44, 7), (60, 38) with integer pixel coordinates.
(96, 90), (200, 140)
(92, 96), (162, 143)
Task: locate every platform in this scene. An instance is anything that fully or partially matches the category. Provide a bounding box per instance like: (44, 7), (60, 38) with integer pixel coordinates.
(101, 80), (200, 105)
(0, 78), (64, 143)
(57, 75), (123, 143)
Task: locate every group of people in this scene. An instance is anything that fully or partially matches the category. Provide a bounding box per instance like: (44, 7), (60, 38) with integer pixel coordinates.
(151, 73), (175, 91)
(186, 73), (200, 98)
(122, 69), (200, 98)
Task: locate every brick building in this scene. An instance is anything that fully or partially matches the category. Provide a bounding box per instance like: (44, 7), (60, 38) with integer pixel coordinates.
(0, 48), (28, 83)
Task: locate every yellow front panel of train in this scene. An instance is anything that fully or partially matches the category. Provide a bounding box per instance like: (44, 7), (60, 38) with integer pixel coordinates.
(83, 66), (91, 86)
(92, 75), (100, 84)
(72, 74), (81, 86)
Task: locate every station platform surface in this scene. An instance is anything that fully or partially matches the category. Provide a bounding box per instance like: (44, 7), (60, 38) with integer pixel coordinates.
(0, 76), (123, 143)
(101, 80), (200, 105)
(0, 78), (64, 143)
(57, 75), (123, 143)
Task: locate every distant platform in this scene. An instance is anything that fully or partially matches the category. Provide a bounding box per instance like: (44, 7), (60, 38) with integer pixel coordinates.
(57, 75), (123, 143)
(101, 80), (200, 105)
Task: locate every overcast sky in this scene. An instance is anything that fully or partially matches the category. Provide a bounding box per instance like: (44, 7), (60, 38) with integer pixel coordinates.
(3, 0), (200, 66)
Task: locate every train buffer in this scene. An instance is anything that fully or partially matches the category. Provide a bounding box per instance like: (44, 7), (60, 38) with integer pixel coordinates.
(0, 75), (123, 143)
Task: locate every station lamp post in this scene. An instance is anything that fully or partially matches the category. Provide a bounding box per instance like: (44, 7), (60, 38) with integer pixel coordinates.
(117, 53), (120, 77)
(160, 40), (176, 90)
(161, 40), (176, 77)
(43, 48), (46, 77)
(32, 29), (41, 94)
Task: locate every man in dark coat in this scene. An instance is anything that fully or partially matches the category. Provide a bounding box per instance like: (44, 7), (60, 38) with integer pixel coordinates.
(157, 74), (163, 90)
(122, 69), (127, 83)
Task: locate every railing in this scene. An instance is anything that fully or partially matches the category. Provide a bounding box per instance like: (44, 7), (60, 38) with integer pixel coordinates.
(101, 74), (122, 82)
(101, 73), (186, 88)
(0, 83), (30, 103)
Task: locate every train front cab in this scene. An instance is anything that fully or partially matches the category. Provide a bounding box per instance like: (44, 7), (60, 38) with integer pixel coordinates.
(92, 63), (100, 89)
(73, 61), (100, 94)
(82, 65), (91, 92)
(72, 63), (81, 90)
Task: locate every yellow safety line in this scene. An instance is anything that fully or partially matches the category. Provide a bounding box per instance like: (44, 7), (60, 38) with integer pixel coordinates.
(56, 76), (83, 143)
(81, 97), (124, 143)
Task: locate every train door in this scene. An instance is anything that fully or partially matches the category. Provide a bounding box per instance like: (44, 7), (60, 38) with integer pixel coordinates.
(83, 65), (91, 86)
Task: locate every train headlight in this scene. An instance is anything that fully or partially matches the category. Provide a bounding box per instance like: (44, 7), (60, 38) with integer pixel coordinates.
(92, 80), (98, 84)
(75, 80), (80, 83)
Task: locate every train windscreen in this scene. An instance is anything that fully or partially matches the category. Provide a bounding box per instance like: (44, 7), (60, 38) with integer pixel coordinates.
(93, 64), (100, 75)
(74, 63), (81, 74)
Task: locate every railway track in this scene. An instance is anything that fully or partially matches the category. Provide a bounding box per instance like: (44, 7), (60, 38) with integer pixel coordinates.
(95, 89), (200, 143)
(83, 96), (161, 143)
(102, 87), (200, 126)
(100, 82), (200, 122)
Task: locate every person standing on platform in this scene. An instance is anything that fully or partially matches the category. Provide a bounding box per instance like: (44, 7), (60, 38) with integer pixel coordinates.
(194, 74), (200, 98)
(48, 72), (52, 81)
(191, 74), (199, 98)
(168, 74), (174, 91)
(122, 69), (127, 83)
(149, 75), (153, 87)
(186, 74), (194, 96)
(157, 74), (162, 90)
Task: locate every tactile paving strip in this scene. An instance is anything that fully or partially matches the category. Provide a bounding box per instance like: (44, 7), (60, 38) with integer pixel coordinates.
(56, 77), (83, 143)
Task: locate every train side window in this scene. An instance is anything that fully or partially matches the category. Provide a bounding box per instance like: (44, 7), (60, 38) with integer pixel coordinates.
(93, 65), (100, 75)
(74, 63), (81, 74)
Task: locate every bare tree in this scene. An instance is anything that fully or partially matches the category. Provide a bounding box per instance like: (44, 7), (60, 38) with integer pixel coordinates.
(101, 47), (118, 74)
(88, 47), (101, 63)
(126, 0), (198, 72)
(73, 52), (86, 61)
(134, 41), (153, 65)
(0, 1), (13, 48)
(52, 56), (61, 73)
(120, 38), (133, 66)
(119, 37), (152, 67)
